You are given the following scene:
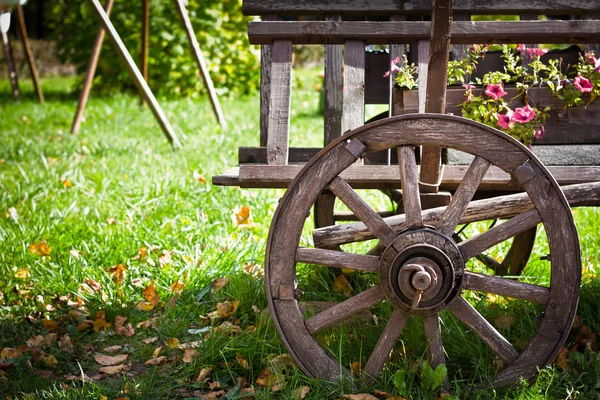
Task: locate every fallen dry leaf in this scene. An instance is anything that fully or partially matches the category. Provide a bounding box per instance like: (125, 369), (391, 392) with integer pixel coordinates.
(343, 395), (379, 400)
(159, 250), (172, 268)
(62, 180), (72, 188)
(151, 346), (162, 359)
(114, 316), (135, 337)
(137, 282), (161, 311)
(332, 274), (353, 297)
(493, 315), (516, 331)
(106, 217), (116, 225)
(196, 367), (212, 382)
(14, 268), (30, 279)
(93, 317), (111, 333)
(165, 338), (180, 349)
(243, 262), (263, 279)
(41, 353), (58, 368)
(170, 279), (185, 294)
(178, 341), (202, 350)
(94, 354), (128, 366)
(99, 364), (124, 375)
(212, 277), (230, 292)
(85, 279), (102, 292)
(236, 353), (249, 369)
(27, 335), (45, 348)
(144, 356), (167, 366)
(351, 361), (361, 376)
(193, 171), (207, 184)
(77, 320), (93, 332)
(216, 300), (240, 319)
(142, 337), (158, 344)
(556, 347), (569, 369)
(58, 335), (75, 354)
(43, 320), (60, 332)
(29, 240), (51, 256)
(69, 249), (81, 259)
(183, 349), (198, 363)
(292, 386), (310, 400)
(103, 345), (122, 353)
(1, 348), (21, 359)
(255, 368), (282, 391)
(233, 206), (254, 227)
(108, 264), (127, 286)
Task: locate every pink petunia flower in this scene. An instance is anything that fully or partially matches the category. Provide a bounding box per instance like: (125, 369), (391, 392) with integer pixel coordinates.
(463, 84), (476, 102)
(573, 75), (593, 93)
(497, 110), (514, 130)
(511, 105), (536, 124)
(383, 57), (401, 78)
(590, 56), (600, 72)
(484, 83), (507, 100)
(534, 124), (545, 139)
(526, 48), (549, 57)
(516, 44), (527, 52)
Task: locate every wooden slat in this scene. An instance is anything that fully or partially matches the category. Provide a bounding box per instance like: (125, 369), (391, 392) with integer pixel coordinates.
(417, 40), (430, 114)
(2, 28), (19, 100)
(329, 177), (397, 247)
(304, 286), (385, 334)
(423, 315), (445, 368)
(266, 40), (293, 165)
(458, 209), (542, 260)
(437, 156), (490, 236)
(248, 20), (600, 45)
(451, 13), (471, 74)
(15, 6), (43, 103)
(398, 146), (423, 228)
(342, 40), (366, 133)
(295, 247), (379, 272)
(239, 147), (392, 165)
(324, 14), (343, 145)
(311, 181), (600, 248)
(243, 1), (600, 15)
(449, 297), (519, 364)
(463, 272), (549, 304)
(365, 309), (410, 376)
(260, 14), (278, 147)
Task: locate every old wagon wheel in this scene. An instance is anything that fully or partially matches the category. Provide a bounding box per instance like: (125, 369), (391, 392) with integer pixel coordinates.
(364, 110), (538, 276)
(265, 114), (580, 385)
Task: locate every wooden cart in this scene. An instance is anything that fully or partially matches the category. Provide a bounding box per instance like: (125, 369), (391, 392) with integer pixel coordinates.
(214, 0), (600, 385)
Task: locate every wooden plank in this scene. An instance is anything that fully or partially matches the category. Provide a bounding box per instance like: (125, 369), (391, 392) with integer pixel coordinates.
(85, 0), (181, 147)
(397, 146), (423, 228)
(417, 40), (430, 114)
(324, 14), (343, 145)
(423, 315), (445, 368)
(239, 147), (391, 166)
(458, 209), (542, 260)
(584, 13), (600, 55)
(260, 14), (278, 147)
(266, 40), (293, 165)
(311, 181), (600, 248)
(1, 29), (19, 100)
(15, 6), (43, 103)
(71, 0), (115, 134)
(463, 272), (549, 304)
(304, 286), (385, 334)
(295, 247), (379, 272)
(342, 40), (365, 133)
(451, 13), (471, 77)
(242, 1), (600, 15)
(449, 297), (519, 364)
(365, 309), (409, 376)
(221, 164), (600, 190)
(248, 20), (600, 45)
(174, 0), (227, 128)
(436, 156), (490, 236)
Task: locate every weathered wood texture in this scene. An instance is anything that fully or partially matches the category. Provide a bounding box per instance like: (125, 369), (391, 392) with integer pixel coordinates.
(324, 14), (343, 145)
(342, 40), (366, 133)
(266, 40), (293, 165)
(463, 271), (549, 304)
(260, 14), (278, 146)
(141, 0), (149, 88)
(248, 20), (600, 45)
(423, 315), (445, 368)
(243, 1), (600, 15)
(16, 6), (43, 103)
(71, 0), (115, 134)
(295, 247), (379, 272)
(1, 28), (19, 100)
(365, 309), (409, 376)
(398, 146), (423, 228)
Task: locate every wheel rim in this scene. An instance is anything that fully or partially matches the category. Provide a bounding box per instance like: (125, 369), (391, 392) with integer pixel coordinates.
(264, 114), (580, 385)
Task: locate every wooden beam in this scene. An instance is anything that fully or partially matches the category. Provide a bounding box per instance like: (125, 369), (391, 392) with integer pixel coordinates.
(248, 20), (600, 45)
(15, 6), (43, 103)
(141, 0), (150, 102)
(71, 0), (115, 134)
(1, 27), (19, 100)
(85, 0), (181, 147)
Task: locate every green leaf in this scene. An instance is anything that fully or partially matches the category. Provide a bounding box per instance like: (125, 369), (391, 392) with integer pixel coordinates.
(393, 369), (408, 395)
(420, 360), (434, 392)
(431, 363), (448, 390)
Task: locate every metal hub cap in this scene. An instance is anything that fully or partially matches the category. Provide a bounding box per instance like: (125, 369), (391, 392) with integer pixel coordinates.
(379, 229), (465, 316)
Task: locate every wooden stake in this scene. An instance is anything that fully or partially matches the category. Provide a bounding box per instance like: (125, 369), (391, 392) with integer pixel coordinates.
(15, 5), (43, 103)
(71, 0), (114, 134)
(174, 0), (227, 128)
(140, 0), (149, 104)
(85, 0), (181, 147)
(2, 28), (19, 100)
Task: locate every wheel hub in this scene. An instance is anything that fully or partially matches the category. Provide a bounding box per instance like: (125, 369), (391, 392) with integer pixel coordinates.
(379, 229), (465, 316)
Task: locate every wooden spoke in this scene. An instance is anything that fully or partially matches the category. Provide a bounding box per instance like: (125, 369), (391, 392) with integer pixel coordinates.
(295, 247), (379, 272)
(458, 209), (541, 261)
(423, 314), (445, 368)
(397, 146), (423, 228)
(365, 309), (410, 376)
(437, 157), (490, 236)
(305, 286), (385, 334)
(449, 297), (519, 364)
(329, 177), (397, 246)
(463, 271), (549, 304)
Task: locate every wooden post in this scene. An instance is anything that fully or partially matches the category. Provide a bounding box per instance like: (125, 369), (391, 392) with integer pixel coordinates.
(140, 0), (149, 104)
(419, 0), (453, 193)
(85, 0), (181, 147)
(174, 0), (227, 128)
(71, 0), (115, 134)
(15, 6), (43, 103)
(1, 11), (19, 100)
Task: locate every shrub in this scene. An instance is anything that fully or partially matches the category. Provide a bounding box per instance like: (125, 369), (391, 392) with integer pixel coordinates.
(47, 0), (260, 97)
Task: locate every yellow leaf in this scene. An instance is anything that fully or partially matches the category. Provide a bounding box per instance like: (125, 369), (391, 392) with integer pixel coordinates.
(351, 361), (361, 376)
(108, 264), (127, 286)
(14, 268), (30, 279)
(41, 353), (58, 368)
(332, 274), (353, 296)
(182, 348), (198, 363)
(1, 348), (21, 359)
(556, 347), (569, 370)
(193, 171), (207, 184)
(62, 180), (72, 188)
(99, 396), (108, 400)
(29, 240), (51, 256)
(170, 280), (185, 294)
(165, 338), (180, 349)
(76, 321), (93, 332)
(142, 282), (160, 303)
(94, 354), (128, 366)
(236, 353), (249, 369)
(136, 301), (156, 312)
(43, 320), (60, 332)
(233, 205), (254, 227)
(212, 277), (230, 292)
(151, 346), (162, 359)
(216, 300), (240, 319)
(93, 318), (111, 333)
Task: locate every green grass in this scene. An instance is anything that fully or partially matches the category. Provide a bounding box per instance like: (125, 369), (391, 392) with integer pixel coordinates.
(1, 73), (599, 400)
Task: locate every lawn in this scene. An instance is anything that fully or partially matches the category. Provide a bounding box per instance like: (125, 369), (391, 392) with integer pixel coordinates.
(0, 73), (599, 400)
